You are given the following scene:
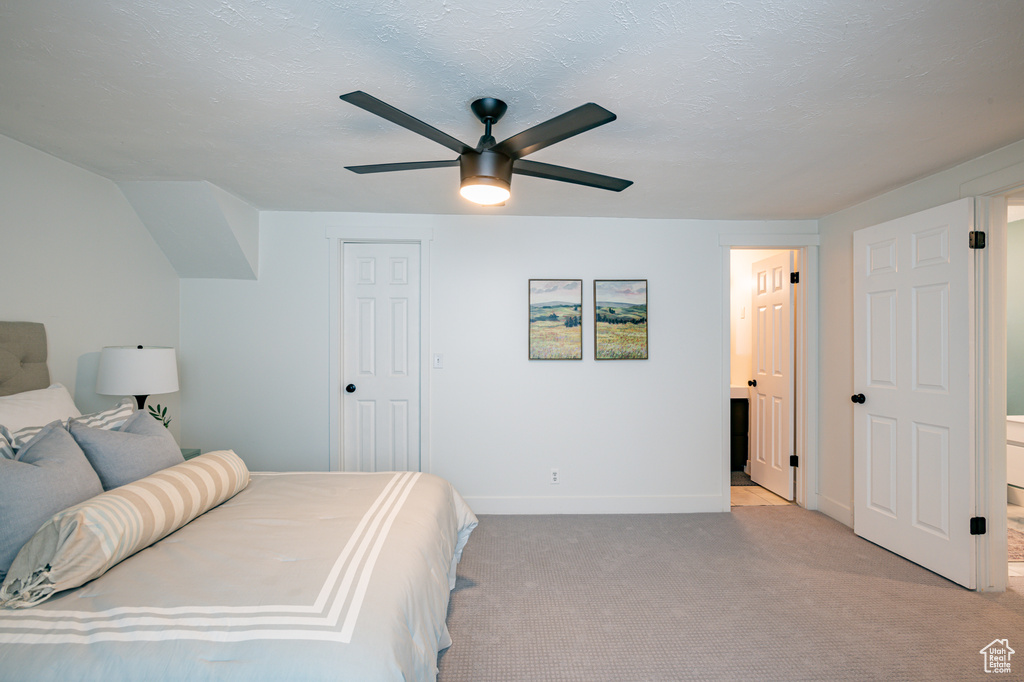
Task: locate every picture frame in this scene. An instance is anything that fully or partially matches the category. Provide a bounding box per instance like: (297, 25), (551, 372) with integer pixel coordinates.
(529, 279), (583, 360)
(594, 279), (648, 360)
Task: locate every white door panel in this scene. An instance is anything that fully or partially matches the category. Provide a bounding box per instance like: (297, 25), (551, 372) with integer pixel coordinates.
(343, 242), (421, 472)
(750, 251), (794, 500)
(853, 198), (975, 588)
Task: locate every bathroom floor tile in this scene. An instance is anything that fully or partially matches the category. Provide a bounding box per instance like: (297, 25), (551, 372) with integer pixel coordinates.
(731, 485), (791, 506)
(1008, 503), (1024, 533)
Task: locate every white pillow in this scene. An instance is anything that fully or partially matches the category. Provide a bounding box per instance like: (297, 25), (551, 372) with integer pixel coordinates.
(0, 384), (80, 433)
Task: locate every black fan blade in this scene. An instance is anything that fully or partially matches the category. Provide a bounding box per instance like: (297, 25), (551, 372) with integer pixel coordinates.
(340, 91), (473, 155)
(493, 103), (617, 160)
(345, 159), (460, 174)
(513, 159), (632, 192)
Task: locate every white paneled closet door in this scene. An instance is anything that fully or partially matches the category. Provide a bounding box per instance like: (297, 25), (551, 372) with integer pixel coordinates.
(343, 242), (421, 472)
(853, 198), (975, 588)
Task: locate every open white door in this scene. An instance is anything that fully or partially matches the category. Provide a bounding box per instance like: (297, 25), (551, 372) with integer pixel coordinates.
(343, 242), (421, 472)
(853, 198), (976, 588)
(750, 251), (795, 500)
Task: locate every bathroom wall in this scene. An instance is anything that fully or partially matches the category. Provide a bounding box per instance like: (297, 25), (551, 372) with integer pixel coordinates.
(1008, 218), (1024, 415)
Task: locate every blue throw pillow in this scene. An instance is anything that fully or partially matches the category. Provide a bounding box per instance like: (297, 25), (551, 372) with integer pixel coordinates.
(69, 409), (184, 490)
(0, 421), (103, 578)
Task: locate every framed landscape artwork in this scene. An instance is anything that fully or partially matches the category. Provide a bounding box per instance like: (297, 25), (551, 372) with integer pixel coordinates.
(528, 279), (583, 360)
(594, 279), (648, 360)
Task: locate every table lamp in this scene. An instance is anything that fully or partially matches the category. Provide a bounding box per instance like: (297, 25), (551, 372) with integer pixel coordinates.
(96, 346), (179, 410)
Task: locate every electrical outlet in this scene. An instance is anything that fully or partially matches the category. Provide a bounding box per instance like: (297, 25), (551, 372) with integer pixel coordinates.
(550, 468), (560, 485)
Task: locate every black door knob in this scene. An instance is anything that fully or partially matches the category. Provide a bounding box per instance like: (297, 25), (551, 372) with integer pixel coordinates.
(748, 379), (757, 387)
(345, 384), (356, 393)
(851, 393), (865, 404)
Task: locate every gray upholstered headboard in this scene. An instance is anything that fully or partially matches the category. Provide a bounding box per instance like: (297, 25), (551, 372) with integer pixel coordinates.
(0, 322), (50, 396)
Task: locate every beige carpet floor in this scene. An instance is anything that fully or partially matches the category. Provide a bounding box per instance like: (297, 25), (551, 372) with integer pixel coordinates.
(439, 507), (1024, 681)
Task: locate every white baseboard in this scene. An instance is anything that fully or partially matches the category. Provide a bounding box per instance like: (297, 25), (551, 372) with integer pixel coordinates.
(1009, 485), (1024, 506)
(463, 494), (728, 515)
(816, 494), (853, 528)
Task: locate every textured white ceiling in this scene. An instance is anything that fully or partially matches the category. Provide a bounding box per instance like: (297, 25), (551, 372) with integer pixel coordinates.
(1, 0), (1022, 219)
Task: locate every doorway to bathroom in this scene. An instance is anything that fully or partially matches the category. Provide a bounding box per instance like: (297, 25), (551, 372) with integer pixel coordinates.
(729, 247), (799, 506)
(722, 235), (818, 513)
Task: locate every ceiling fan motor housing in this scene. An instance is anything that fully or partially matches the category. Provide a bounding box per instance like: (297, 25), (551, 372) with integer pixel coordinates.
(460, 150), (513, 188)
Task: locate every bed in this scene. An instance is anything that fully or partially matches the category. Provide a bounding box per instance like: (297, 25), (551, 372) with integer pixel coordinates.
(0, 322), (477, 681)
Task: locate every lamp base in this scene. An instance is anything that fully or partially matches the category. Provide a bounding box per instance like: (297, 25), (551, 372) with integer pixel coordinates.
(134, 395), (149, 410)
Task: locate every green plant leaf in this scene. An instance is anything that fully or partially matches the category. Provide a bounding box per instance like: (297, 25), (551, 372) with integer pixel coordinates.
(148, 403), (171, 428)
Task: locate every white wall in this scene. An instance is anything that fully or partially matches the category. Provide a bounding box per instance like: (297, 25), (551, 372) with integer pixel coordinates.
(431, 216), (720, 513)
(178, 216), (330, 470)
(180, 211), (815, 512)
(816, 139), (1024, 525)
(0, 134), (181, 438)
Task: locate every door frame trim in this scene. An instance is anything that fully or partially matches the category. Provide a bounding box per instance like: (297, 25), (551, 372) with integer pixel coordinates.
(959, 163), (1024, 591)
(720, 234), (820, 512)
(326, 226), (434, 472)
(973, 196), (1007, 592)
(960, 163), (1024, 591)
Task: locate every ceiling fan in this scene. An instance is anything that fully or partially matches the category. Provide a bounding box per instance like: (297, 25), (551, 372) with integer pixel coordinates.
(339, 91), (633, 205)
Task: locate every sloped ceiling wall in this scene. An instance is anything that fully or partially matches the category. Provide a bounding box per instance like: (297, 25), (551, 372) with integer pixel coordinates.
(118, 181), (259, 280)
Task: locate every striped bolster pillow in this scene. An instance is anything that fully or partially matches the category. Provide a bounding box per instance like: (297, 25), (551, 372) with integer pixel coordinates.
(0, 450), (249, 609)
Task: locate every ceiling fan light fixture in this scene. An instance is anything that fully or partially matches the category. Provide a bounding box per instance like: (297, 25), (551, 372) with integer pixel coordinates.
(459, 150), (514, 205)
(460, 176), (511, 205)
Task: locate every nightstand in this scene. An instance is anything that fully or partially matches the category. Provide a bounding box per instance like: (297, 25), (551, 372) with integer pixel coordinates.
(180, 448), (201, 461)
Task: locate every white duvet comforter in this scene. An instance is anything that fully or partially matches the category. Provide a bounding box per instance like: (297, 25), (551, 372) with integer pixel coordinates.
(0, 471), (477, 682)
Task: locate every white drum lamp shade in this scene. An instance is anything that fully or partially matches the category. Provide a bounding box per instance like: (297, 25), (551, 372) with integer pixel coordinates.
(96, 346), (179, 409)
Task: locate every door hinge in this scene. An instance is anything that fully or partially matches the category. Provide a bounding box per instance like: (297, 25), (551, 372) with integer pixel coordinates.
(789, 455), (799, 467)
(790, 271), (799, 284)
(970, 517), (987, 535)
(969, 231), (986, 249)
